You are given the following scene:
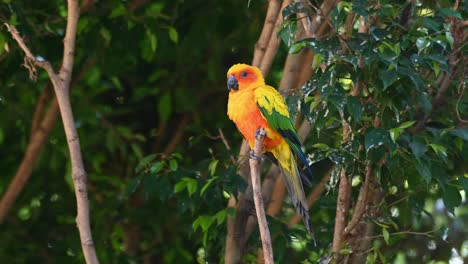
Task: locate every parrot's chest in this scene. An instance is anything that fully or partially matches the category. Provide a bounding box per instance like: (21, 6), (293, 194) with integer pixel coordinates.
(228, 91), (281, 150)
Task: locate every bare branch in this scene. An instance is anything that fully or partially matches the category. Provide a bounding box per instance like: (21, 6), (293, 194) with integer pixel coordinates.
(59, 0), (79, 86)
(0, 99), (59, 224)
(249, 128), (274, 264)
(5, 1), (99, 263)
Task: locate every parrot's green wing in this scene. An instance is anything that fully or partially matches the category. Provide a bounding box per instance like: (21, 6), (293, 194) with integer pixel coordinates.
(254, 85), (311, 173)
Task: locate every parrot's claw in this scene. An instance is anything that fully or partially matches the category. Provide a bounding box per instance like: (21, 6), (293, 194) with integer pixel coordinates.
(249, 150), (264, 161)
(255, 128), (266, 140)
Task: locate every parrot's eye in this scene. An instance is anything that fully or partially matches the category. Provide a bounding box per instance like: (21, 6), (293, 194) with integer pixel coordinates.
(241, 71), (248, 78)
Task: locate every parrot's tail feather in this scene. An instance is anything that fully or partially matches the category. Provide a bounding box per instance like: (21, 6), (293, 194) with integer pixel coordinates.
(275, 149), (314, 238)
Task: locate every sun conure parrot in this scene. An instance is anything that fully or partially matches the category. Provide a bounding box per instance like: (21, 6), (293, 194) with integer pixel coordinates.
(226, 63), (313, 234)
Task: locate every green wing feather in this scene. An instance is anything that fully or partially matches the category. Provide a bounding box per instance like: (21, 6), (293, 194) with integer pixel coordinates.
(254, 86), (314, 236)
(254, 86), (311, 173)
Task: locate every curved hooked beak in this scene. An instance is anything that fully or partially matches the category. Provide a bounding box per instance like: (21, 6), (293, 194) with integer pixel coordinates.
(227, 75), (238, 91)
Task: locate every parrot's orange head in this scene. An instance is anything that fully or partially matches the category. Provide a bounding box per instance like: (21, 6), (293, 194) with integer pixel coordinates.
(226, 64), (265, 92)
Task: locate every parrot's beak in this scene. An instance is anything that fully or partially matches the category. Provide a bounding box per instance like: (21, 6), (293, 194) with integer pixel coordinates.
(227, 75), (239, 91)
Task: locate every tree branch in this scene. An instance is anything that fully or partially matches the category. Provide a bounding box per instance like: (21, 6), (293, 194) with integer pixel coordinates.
(252, 0), (282, 67)
(249, 128), (274, 264)
(5, 1), (99, 263)
(0, 99), (59, 224)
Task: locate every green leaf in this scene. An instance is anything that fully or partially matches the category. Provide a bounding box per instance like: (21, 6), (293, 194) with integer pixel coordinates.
(186, 178), (198, 197)
(168, 27), (178, 43)
(443, 185), (462, 214)
(311, 53), (323, 70)
(450, 128), (468, 141)
(278, 19), (297, 47)
(100, 27), (112, 45)
(193, 215), (214, 232)
(143, 174), (158, 199)
(125, 175), (143, 196)
(398, 121), (416, 129)
(439, 8), (462, 19)
(365, 128), (391, 152)
(312, 143), (330, 151)
(110, 3), (126, 18)
(429, 143), (448, 160)
(389, 128), (402, 143)
(458, 175), (468, 193)
(215, 210), (227, 225)
(415, 158), (432, 183)
(208, 160), (218, 176)
(289, 41), (306, 54)
(339, 248), (353, 255)
(169, 159), (178, 171)
(158, 92), (172, 122)
(150, 161), (165, 174)
(409, 141), (427, 158)
(416, 37), (430, 52)
(380, 69), (398, 90)
(135, 154), (157, 173)
(382, 227), (390, 245)
(347, 96), (362, 122)
(174, 181), (186, 193)
(0, 33), (5, 56)
(352, 0), (368, 18)
(200, 176), (218, 196)
(282, 2), (307, 19)
(175, 178), (198, 197)
(445, 31), (454, 48)
(421, 18), (440, 31)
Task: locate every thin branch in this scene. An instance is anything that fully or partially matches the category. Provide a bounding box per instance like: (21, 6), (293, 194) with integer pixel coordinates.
(5, 1), (99, 263)
(249, 128), (274, 264)
(163, 114), (191, 155)
(218, 128), (237, 164)
(59, 0), (80, 86)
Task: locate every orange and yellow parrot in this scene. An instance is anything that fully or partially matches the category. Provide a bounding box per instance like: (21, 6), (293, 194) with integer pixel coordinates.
(226, 63), (312, 234)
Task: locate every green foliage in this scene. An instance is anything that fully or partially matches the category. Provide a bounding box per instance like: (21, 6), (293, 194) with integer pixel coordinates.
(279, 0), (467, 262)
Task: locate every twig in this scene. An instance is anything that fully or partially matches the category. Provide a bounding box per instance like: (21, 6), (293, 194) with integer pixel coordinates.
(5, 1), (99, 263)
(249, 128), (274, 264)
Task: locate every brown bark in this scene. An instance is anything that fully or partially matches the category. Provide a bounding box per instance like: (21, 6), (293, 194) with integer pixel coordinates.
(331, 164), (351, 253)
(5, 1), (99, 263)
(252, 0), (282, 68)
(249, 129), (274, 264)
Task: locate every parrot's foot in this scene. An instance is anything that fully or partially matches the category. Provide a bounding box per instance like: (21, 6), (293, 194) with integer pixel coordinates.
(255, 128), (266, 140)
(249, 150), (264, 161)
